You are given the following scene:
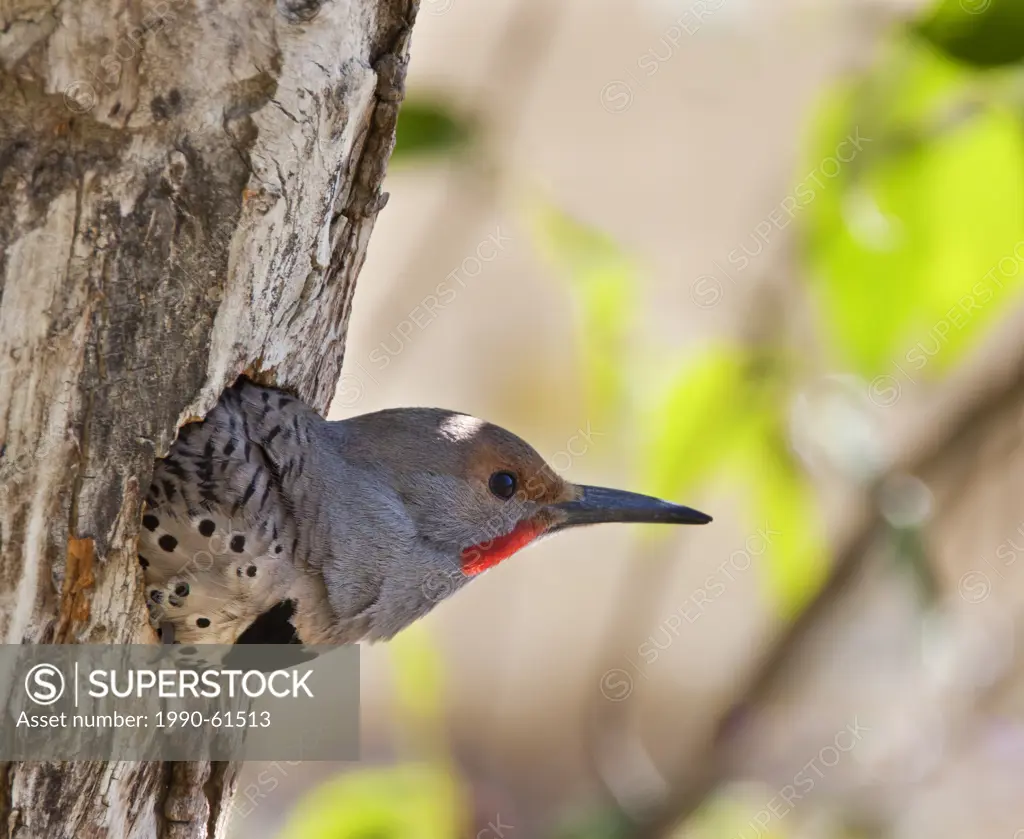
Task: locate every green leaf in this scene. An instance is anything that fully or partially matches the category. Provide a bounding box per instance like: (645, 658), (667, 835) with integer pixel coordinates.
(639, 346), (827, 615)
(640, 347), (761, 504)
(906, 108), (1024, 368)
(276, 764), (463, 839)
(527, 200), (637, 423)
(732, 414), (829, 620)
(804, 37), (1024, 377)
(389, 625), (448, 756)
(678, 791), (791, 839)
(393, 98), (474, 163)
(391, 624), (445, 722)
(916, 0), (1024, 68)
(551, 808), (634, 839)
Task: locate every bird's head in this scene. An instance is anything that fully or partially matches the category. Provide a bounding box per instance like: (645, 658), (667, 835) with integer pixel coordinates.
(339, 409), (711, 577)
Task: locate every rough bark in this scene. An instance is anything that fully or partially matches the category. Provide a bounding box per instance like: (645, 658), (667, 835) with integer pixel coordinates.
(0, 0), (417, 835)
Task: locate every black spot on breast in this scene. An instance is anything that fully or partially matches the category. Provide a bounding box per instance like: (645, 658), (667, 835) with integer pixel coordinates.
(224, 440), (236, 456)
(230, 535), (246, 553)
(142, 514), (159, 531)
(246, 565), (257, 578)
(139, 556), (150, 568)
(198, 519), (216, 537)
(275, 545), (283, 554)
(196, 617), (210, 628)
(158, 534), (178, 553)
(235, 600), (302, 644)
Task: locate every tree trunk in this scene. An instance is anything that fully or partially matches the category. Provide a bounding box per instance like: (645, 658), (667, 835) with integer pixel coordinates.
(0, 0), (416, 834)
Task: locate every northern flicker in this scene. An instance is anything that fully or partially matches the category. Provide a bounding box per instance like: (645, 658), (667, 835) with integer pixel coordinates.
(140, 378), (711, 645)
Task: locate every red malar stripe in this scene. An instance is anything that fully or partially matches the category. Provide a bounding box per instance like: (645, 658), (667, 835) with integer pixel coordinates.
(461, 520), (543, 576)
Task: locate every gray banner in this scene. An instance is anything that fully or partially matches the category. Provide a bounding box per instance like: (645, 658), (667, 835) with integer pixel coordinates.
(0, 644), (359, 760)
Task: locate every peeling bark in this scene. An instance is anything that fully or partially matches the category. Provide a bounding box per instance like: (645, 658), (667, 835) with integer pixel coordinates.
(0, 0), (417, 835)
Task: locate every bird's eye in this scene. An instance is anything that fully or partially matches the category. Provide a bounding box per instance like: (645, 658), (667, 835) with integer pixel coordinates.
(488, 471), (517, 500)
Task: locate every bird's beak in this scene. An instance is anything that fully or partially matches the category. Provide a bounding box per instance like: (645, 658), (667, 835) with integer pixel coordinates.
(547, 485), (712, 531)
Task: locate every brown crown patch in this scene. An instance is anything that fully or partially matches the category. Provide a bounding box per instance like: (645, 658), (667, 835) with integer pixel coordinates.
(456, 420), (575, 505)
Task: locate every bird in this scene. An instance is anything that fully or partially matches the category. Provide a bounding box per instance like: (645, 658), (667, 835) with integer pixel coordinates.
(139, 377), (711, 646)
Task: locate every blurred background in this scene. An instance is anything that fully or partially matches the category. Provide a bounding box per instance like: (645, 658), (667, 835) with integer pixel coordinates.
(232, 0), (1024, 836)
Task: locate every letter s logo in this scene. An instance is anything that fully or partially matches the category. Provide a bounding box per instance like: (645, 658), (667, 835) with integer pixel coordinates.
(25, 664), (65, 705)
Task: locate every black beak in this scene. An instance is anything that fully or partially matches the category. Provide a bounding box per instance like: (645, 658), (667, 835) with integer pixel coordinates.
(548, 485), (712, 531)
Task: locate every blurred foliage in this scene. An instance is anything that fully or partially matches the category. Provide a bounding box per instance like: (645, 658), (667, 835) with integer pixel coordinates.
(680, 790), (792, 839)
(275, 764), (463, 839)
(529, 194), (830, 618)
(917, 0), (1024, 68)
(276, 627), (462, 839)
(389, 624), (449, 756)
(392, 97), (476, 163)
(524, 0), (1024, 621)
(886, 521), (942, 606)
(642, 347), (754, 502)
(804, 14), (1024, 378)
(551, 807), (636, 839)
(278, 1), (1024, 837)
(528, 198), (636, 426)
(733, 413), (828, 618)
(640, 347), (827, 617)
